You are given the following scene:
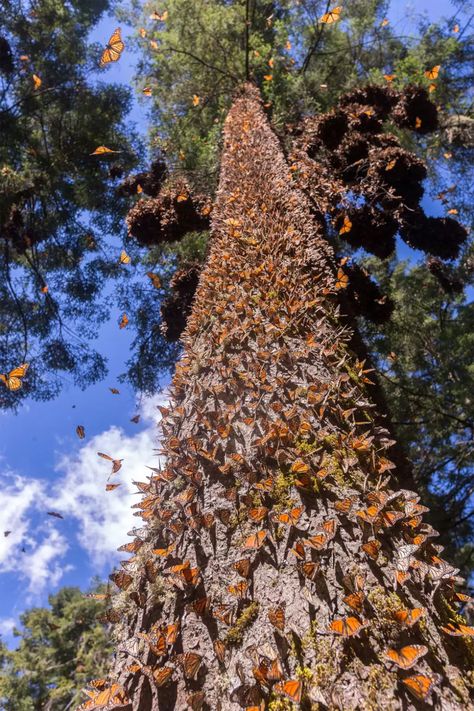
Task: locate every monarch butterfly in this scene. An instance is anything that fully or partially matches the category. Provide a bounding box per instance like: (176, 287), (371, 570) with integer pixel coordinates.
(393, 607), (425, 627)
(228, 581), (248, 599)
(356, 505), (381, 524)
(177, 651), (202, 679)
(254, 477), (274, 492)
(248, 507), (269, 523)
(47, 511), (64, 519)
(440, 622), (474, 636)
(290, 540), (306, 560)
(304, 532), (330, 550)
(329, 616), (367, 637)
(274, 679), (302, 703)
(99, 28), (125, 67)
(320, 6), (342, 24)
(402, 674), (439, 701)
(299, 561), (319, 581)
(339, 215), (352, 235)
(335, 497), (356, 514)
(146, 271), (161, 289)
(152, 666), (173, 687)
(78, 683), (128, 710)
(144, 559), (157, 583)
(0, 363), (29, 391)
(383, 74), (395, 82)
(109, 571), (132, 590)
(106, 482), (121, 491)
(243, 530), (267, 549)
(361, 538), (382, 560)
(213, 639), (226, 663)
(213, 604), (233, 625)
(141, 630), (166, 656)
(90, 145), (120, 156)
(233, 558), (252, 578)
(186, 598), (209, 617)
(119, 313), (129, 329)
(424, 65), (440, 80)
(268, 606), (285, 631)
(274, 507), (304, 526)
(290, 459), (310, 474)
(97, 452), (123, 474)
(394, 570), (410, 586)
(415, 116), (422, 129)
(335, 267), (349, 290)
(149, 10), (168, 21)
(384, 644), (428, 669)
(380, 510), (404, 527)
(192, 94), (200, 106)
(152, 543), (175, 557)
(76, 425), (85, 439)
(32, 73), (42, 89)
(343, 591), (365, 613)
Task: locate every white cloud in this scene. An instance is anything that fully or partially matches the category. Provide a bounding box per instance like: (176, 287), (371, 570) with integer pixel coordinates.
(0, 393), (168, 596)
(50, 392), (168, 568)
(0, 617), (15, 637)
(0, 473), (69, 595)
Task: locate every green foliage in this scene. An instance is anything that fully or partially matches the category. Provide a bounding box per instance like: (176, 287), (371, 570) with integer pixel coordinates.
(361, 254), (474, 573)
(0, 584), (112, 711)
(0, 0), (139, 409)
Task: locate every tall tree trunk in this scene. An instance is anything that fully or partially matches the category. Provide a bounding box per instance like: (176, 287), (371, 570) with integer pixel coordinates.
(94, 85), (473, 711)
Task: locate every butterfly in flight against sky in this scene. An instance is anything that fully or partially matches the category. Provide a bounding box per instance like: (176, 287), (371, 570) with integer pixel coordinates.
(0, 363), (29, 391)
(99, 28), (125, 68)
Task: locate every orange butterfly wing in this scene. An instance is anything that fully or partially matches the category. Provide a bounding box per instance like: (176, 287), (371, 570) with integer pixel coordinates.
(384, 644), (428, 669)
(274, 679), (302, 703)
(402, 674), (436, 701)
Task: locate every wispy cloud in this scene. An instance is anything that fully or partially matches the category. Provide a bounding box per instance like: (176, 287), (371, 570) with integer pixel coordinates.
(0, 393), (167, 597)
(52, 394), (167, 567)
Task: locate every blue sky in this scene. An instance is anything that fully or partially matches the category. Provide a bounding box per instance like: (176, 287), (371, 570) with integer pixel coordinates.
(0, 0), (468, 645)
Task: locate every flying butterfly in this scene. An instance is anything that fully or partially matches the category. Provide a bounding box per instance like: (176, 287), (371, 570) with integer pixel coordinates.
(424, 65), (440, 80)
(0, 363), (29, 391)
(335, 267), (349, 290)
(99, 28), (125, 68)
(384, 644), (428, 670)
(90, 145), (121, 156)
(320, 6), (342, 24)
(339, 215), (352, 235)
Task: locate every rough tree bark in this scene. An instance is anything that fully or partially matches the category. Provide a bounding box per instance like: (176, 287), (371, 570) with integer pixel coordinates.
(83, 85), (474, 711)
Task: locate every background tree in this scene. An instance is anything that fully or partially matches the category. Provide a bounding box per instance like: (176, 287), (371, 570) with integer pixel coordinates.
(0, 583), (112, 711)
(0, 0), (139, 409)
